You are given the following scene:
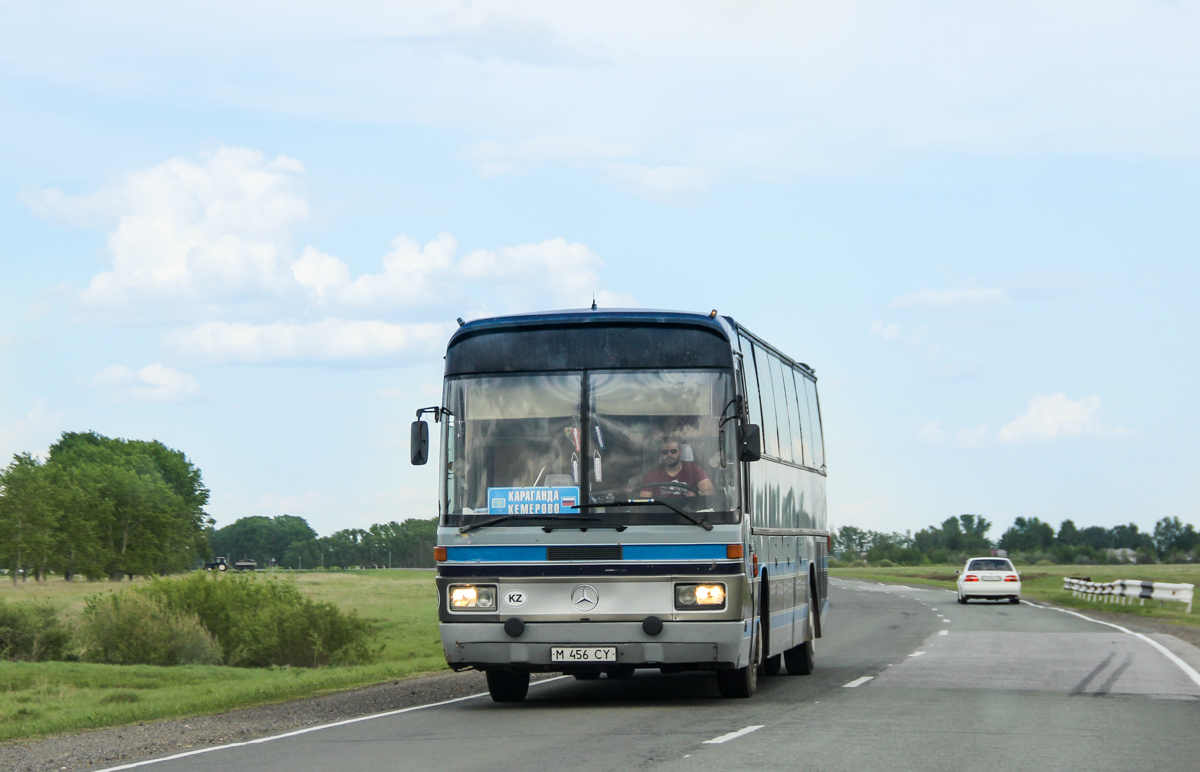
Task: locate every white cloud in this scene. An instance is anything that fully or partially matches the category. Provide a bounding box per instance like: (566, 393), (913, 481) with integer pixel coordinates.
(28, 147), (308, 321)
(163, 319), (456, 364)
(27, 147), (633, 363)
(90, 362), (201, 403)
(12, 2), (1200, 182)
(889, 287), (1010, 311)
(0, 400), (65, 461)
(293, 233), (633, 316)
(999, 393), (1133, 443)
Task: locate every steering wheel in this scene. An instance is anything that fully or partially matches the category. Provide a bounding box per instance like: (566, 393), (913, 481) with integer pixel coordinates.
(638, 480), (701, 497)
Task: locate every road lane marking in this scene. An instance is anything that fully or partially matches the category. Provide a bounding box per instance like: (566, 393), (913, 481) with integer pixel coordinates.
(704, 725), (765, 744)
(938, 629), (949, 635)
(1035, 604), (1200, 689)
(87, 676), (571, 772)
(843, 676), (874, 687)
(908, 651), (926, 657)
(942, 619), (950, 624)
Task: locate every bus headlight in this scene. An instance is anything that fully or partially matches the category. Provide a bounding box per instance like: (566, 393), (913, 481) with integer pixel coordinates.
(675, 583), (726, 609)
(448, 584), (497, 610)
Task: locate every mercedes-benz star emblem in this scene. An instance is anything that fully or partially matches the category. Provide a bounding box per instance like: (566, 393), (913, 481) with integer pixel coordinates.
(571, 584), (599, 612)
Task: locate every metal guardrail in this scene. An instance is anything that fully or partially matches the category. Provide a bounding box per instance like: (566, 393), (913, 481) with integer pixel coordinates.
(1063, 577), (1194, 613)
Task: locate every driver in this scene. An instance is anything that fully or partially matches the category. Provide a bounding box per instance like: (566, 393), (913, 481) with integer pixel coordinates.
(639, 438), (715, 498)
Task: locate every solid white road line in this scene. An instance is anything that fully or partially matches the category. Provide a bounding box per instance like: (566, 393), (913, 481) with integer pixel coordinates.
(89, 676), (571, 772)
(704, 725), (765, 744)
(843, 676), (874, 688)
(1028, 602), (1200, 689)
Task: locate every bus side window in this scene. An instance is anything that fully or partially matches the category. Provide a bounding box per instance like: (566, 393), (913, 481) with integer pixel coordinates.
(770, 355), (794, 463)
(791, 370), (810, 466)
(803, 377), (824, 469)
(754, 344), (781, 458)
(781, 365), (803, 466)
(742, 335), (765, 436)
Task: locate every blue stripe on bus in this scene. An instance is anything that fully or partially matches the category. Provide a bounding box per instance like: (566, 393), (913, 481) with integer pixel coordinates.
(444, 546), (546, 562)
(622, 544), (728, 561)
(443, 544), (729, 562)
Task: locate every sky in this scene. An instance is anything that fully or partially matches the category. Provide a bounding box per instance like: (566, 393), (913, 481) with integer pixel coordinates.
(2, 1), (1198, 541)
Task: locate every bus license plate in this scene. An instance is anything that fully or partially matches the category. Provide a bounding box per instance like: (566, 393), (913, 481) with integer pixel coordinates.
(551, 647), (616, 663)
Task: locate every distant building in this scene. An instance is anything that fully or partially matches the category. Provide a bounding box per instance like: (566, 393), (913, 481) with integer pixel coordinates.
(1107, 548), (1137, 561)
(990, 548), (1008, 558)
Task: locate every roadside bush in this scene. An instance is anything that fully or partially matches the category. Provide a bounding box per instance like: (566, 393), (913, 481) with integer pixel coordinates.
(139, 573), (377, 667)
(78, 592), (220, 666)
(0, 599), (70, 662)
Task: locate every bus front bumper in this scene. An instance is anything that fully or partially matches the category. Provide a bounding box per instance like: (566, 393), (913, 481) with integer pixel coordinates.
(440, 620), (750, 671)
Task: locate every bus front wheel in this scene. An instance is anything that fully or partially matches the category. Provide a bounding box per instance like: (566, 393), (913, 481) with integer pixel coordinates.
(717, 621), (760, 698)
(486, 670), (530, 703)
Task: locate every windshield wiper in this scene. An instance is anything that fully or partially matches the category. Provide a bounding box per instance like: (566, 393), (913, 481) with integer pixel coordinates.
(458, 514), (599, 534)
(573, 500), (713, 531)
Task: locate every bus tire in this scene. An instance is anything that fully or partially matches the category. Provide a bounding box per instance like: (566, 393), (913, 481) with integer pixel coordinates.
(717, 619), (760, 698)
(764, 654), (782, 676)
(486, 670), (530, 703)
(784, 604), (816, 675)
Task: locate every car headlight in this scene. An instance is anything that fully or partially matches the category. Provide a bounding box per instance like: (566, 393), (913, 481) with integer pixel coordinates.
(675, 583), (726, 610)
(448, 584), (497, 610)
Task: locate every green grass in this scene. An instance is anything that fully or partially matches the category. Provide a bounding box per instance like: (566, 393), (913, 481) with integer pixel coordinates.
(0, 570), (445, 742)
(831, 563), (1200, 628)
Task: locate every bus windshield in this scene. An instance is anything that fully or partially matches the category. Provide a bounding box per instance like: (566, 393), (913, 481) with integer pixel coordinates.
(442, 370), (740, 527)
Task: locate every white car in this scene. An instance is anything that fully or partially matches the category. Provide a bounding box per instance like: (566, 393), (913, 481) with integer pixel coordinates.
(956, 557), (1021, 604)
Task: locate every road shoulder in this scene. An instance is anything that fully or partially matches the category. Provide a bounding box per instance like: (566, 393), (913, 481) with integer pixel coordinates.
(0, 668), (494, 772)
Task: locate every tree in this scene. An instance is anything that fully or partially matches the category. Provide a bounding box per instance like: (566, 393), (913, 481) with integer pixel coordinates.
(1057, 519), (1081, 546)
(834, 525), (871, 555)
(45, 432), (212, 579)
(1153, 516), (1199, 559)
(0, 454), (58, 583)
(998, 517), (1055, 553)
(209, 515), (319, 567)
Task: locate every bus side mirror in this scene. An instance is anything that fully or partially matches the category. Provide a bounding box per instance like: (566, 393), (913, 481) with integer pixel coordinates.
(411, 420), (429, 465)
(738, 423), (762, 462)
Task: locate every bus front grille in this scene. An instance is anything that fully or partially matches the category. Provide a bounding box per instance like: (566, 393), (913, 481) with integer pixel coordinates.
(547, 545), (623, 561)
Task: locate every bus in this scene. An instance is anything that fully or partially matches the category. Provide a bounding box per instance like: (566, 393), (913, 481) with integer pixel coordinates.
(411, 309), (828, 701)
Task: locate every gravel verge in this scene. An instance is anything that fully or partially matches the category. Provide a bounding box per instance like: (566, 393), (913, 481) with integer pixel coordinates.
(0, 668), (519, 772)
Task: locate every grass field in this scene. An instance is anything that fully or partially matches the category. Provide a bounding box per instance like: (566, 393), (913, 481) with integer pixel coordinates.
(0, 570), (446, 742)
(831, 563), (1200, 627)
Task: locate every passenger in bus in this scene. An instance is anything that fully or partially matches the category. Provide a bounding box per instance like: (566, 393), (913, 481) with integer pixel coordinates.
(639, 438), (715, 498)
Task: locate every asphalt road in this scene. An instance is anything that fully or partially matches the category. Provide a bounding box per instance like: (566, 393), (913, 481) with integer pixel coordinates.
(89, 579), (1200, 772)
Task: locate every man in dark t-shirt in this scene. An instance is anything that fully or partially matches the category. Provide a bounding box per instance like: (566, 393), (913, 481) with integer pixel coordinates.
(639, 439), (715, 498)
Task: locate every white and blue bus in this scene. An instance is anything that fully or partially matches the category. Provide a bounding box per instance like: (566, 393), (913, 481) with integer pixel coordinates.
(411, 309), (827, 701)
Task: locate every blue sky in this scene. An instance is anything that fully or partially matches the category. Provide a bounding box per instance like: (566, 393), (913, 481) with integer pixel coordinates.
(2, 1), (1197, 540)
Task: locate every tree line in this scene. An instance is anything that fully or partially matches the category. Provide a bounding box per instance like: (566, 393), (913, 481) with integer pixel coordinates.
(1, 431), (438, 582)
(835, 514), (1199, 566)
(207, 514), (436, 569)
(0, 432), (211, 582)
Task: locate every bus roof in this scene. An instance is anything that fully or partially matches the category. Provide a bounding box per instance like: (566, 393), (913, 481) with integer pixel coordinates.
(449, 308), (739, 347)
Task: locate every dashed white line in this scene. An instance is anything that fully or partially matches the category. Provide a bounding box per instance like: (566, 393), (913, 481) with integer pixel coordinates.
(908, 650), (926, 658)
(843, 676), (874, 688)
(938, 629), (949, 636)
(704, 725), (765, 744)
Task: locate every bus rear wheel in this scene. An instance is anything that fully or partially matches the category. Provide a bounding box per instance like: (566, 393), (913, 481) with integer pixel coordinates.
(784, 605), (816, 675)
(717, 620), (760, 698)
(486, 670), (530, 702)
